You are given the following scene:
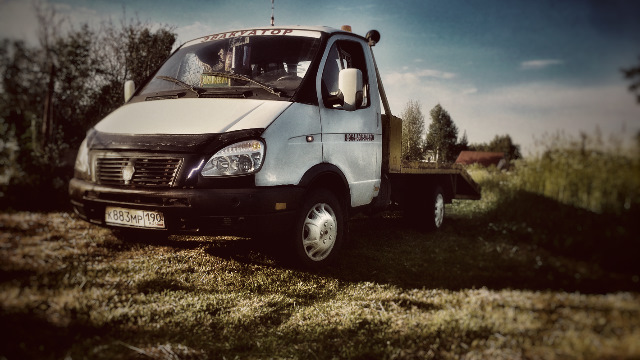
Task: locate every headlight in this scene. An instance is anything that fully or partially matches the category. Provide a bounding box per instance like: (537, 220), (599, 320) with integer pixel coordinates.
(201, 139), (265, 177)
(74, 137), (91, 180)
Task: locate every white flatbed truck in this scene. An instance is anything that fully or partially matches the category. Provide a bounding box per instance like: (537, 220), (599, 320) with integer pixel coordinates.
(69, 25), (480, 267)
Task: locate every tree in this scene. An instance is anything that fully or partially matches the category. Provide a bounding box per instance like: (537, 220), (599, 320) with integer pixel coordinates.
(92, 16), (176, 123)
(0, 39), (45, 152)
(0, 4), (177, 210)
(0, 23), (102, 208)
(0, 40), (46, 191)
(401, 100), (426, 161)
(488, 134), (522, 161)
(622, 56), (640, 103)
(470, 134), (522, 161)
(425, 104), (459, 164)
(34, 1), (65, 150)
(455, 130), (470, 155)
(126, 27), (176, 86)
(52, 25), (102, 147)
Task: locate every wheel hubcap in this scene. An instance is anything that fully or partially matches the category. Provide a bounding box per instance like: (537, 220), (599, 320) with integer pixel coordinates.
(302, 203), (337, 261)
(434, 193), (444, 228)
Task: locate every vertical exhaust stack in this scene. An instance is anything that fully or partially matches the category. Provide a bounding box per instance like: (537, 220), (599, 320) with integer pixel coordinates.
(366, 30), (391, 119)
(366, 30), (401, 173)
(271, 0), (275, 26)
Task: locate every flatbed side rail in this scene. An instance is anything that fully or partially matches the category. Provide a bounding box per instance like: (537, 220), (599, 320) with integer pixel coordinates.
(399, 161), (481, 200)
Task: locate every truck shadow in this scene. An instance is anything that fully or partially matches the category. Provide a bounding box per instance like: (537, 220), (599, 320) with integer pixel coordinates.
(105, 190), (639, 294)
(323, 191), (640, 294)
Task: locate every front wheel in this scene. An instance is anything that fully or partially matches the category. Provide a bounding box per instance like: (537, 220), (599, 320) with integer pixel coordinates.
(291, 189), (345, 269)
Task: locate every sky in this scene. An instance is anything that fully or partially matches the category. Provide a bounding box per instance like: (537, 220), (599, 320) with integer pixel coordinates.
(1, 0), (640, 155)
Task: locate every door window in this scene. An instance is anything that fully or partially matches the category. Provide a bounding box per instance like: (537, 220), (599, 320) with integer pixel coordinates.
(321, 40), (369, 109)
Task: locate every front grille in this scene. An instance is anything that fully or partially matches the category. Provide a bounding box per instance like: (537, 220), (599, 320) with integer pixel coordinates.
(95, 155), (183, 187)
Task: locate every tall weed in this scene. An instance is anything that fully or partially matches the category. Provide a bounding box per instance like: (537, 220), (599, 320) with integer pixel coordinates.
(464, 133), (639, 272)
(480, 131), (640, 215)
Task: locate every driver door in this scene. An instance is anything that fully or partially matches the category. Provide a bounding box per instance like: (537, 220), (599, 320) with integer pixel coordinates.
(317, 38), (382, 207)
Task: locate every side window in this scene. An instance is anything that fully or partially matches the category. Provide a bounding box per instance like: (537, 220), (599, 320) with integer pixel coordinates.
(321, 40), (369, 109)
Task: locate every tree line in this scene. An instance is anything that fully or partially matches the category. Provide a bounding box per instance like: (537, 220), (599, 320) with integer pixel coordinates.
(400, 100), (521, 165)
(0, 5), (177, 210)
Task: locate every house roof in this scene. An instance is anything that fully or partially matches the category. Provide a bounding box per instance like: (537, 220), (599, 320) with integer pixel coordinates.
(455, 151), (505, 167)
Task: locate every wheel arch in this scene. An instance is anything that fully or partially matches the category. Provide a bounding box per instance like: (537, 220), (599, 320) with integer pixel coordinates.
(390, 173), (456, 206)
(438, 174), (456, 204)
(422, 174), (456, 204)
(298, 163), (351, 208)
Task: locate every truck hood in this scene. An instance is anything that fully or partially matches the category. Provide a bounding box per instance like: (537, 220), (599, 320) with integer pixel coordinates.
(94, 98), (291, 135)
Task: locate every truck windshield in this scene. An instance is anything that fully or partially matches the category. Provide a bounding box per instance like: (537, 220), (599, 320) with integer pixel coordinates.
(140, 31), (322, 99)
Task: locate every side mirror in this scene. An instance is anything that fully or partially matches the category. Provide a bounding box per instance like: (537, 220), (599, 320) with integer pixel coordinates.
(124, 80), (136, 103)
(338, 68), (363, 111)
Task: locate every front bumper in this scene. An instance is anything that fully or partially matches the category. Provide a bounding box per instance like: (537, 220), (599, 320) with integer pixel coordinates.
(69, 178), (304, 236)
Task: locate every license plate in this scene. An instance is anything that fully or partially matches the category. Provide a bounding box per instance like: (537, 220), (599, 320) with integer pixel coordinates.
(105, 207), (165, 229)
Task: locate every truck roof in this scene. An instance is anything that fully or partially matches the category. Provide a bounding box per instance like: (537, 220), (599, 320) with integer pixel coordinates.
(182, 25), (363, 48)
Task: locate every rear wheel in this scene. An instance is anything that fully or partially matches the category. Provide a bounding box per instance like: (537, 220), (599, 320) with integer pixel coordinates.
(292, 189), (345, 268)
(430, 186), (445, 230)
(404, 185), (445, 231)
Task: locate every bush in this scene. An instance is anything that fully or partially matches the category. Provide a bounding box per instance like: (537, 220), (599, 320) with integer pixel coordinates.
(0, 13), (176, 212)
(0, 139), (74, 211)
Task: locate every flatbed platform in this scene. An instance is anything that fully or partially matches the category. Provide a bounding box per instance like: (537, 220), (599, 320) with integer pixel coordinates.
(398, 161), (481, 200)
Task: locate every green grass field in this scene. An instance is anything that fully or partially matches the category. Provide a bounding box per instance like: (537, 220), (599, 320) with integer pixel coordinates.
(1, 161), (639, 360)
(2, 137), (640, 359)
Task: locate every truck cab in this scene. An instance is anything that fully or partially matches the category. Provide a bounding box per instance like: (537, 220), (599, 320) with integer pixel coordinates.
(69, 25), (479, 268)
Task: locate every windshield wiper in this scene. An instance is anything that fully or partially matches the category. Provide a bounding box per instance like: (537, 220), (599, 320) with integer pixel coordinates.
(155, 76), (203, 97)
(203, 72), (285, 97)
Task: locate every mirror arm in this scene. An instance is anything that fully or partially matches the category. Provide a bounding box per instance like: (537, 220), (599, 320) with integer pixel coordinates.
(124, 80), (136, 103)
(326, 91), (344, 107)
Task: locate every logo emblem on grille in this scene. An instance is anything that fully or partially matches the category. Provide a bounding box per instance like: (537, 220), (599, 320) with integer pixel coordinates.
(122, 162), (136, 184)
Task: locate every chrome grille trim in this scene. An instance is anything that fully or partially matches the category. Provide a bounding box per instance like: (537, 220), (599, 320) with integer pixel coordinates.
(94, 154), (183, 187)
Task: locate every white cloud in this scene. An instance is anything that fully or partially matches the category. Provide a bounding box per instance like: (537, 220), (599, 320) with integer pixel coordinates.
(385, 68), (457, 86)
(469, 83), (639, 154)
(461, 88), (478, 95)
(175, 21), (216, 45)
(383, 73), (640, 155)
(335, 4), (376, 12)
(416, 69), (457, 79)
(0, 0), (105, 45)
(0, 0), (39, 45)
(520, 59), (564, 70)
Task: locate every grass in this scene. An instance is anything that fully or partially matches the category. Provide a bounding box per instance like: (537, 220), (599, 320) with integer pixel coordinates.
(464, 131), (640, 275)
(1, 160), (640, 359)
(510, 131), (640, 215)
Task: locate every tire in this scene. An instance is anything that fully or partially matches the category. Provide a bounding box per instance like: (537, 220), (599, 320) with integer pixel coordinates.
(291, 188), (345, 269)
(404, 185), (445, 231)
(428, 186), (445, 230)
